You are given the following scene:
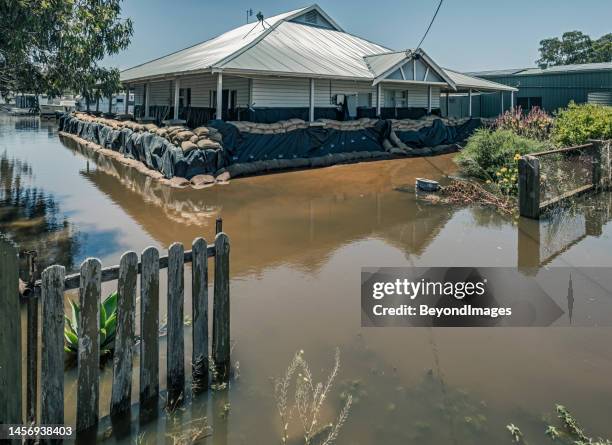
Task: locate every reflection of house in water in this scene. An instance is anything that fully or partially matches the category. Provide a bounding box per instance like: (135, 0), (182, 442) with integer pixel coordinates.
(61, 136), (456, 277)
(518, 194), (612, 270)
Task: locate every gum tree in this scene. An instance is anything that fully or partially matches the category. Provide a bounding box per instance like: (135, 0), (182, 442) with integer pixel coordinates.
(0, 0), (133, 99)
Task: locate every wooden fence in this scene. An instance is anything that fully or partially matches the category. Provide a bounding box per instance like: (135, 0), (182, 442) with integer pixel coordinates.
(0, 224), (230, 438)
(518, 140), (608, 219)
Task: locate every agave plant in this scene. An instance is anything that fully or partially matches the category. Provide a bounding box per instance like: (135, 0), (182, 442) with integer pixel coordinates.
(64, 291), (118, 362)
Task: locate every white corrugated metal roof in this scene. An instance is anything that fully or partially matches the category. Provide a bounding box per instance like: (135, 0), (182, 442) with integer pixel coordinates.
(221, 21), (389, 78)
(120, 7), (310, 81)
(120, 4), (515, 94)
(443, 69), (518, 92)
(364, 51), (410, 78)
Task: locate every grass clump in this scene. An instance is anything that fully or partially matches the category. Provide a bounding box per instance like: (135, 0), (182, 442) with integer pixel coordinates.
(552, 102), (612, 146)
(274, 348), (352, 445)
(455, 128), (546, 182)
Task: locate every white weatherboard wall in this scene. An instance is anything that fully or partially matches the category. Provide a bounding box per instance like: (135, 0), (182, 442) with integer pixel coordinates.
(381, 84), (440, 108)
(313, 79), (375, 107)
(149, 80), (173, 106)
(251, 77), (310, 107)
(179, 74), (249, 108)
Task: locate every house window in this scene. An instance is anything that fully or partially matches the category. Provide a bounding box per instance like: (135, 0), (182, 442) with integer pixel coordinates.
(179, 88), (191, 108)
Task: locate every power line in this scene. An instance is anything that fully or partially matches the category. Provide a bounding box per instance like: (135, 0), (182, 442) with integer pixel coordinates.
(415, 0), (444, 51)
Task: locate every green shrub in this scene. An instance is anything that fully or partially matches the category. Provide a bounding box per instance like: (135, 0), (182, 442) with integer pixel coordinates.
(455, 128), (547, 181)
(494, 106), (553, 141)
(552, 102), (612, 146)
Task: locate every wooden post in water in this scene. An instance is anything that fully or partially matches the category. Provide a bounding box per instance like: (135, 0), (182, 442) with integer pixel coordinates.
(167, 243), (185, 406)
(24, 251), (38, 424)
(216, 217), (223, 235)
(0, 237), (21, 425)
(40, 265), (66, 426)
(590, 141), (603, 190)
(192, 238), (209, 390)
(76, 258), (102, 433)
(139, 247), (160, 409)
(212, 232), (230, 382)
(519, 155), (540, 219)
(110, 252), (138, 418)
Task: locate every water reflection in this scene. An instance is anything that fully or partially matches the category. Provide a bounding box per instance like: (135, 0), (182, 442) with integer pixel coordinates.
(62, 135), (459, 277)
(0, 151), (81, 271)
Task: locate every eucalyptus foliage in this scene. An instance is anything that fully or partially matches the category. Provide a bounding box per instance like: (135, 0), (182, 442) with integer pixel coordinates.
(0, 0), (133, 99)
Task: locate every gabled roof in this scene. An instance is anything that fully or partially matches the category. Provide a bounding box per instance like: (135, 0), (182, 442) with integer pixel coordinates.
(121, 5), (340, 81)
(220, 21), (389, 79)
(364, 51), (410, 78)
(120, 4), (515, 95)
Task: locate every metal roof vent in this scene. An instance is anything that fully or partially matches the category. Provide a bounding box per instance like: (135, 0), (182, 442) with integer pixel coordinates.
(305, 10), (317, 24)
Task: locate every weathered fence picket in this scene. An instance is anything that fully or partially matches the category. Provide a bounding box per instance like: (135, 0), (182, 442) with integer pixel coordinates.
(76, 258), (102, 432)
(140, 246), (160, 407)
(40, 265), (66, 426)
(111, 252), (138, 417)
(192, 238), (209, 388)
(15, 229), (230, 438)
(213, 232), (231, 381)
(167, 243), (185, 405)
(0, 237), (21, 425)
(24, 251), (39, 424)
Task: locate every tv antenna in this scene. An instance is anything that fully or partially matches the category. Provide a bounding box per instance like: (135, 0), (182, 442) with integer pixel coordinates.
(246, 8), (253, 23)
(242, 10), (272, 39)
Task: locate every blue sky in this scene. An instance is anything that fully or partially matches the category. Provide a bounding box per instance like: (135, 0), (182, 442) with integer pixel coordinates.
(105, 0), (612, 72)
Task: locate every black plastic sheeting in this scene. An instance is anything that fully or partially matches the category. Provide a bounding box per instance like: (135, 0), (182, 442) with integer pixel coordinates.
(209, 120), (390, 165)
(396, 118), (482, 148)
(59, 113), (482, 180)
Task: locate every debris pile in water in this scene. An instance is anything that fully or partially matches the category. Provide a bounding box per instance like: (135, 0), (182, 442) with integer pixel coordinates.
(422, 179), (516, 215)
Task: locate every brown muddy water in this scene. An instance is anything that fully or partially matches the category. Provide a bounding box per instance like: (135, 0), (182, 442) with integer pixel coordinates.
(3, 114), (612, 444)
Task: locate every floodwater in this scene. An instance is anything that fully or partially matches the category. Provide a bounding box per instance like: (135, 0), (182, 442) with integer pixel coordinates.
(2, 114), (612, 444)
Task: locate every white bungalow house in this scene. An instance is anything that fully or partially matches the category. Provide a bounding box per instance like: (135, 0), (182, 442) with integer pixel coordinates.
(119, 4), (516, 125)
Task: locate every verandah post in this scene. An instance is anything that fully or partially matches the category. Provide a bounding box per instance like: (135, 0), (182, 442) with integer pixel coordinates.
(212, 232), (230, 382)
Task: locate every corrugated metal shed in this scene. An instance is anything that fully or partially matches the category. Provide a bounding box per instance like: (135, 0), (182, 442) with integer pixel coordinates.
(468, 62), (612, 115)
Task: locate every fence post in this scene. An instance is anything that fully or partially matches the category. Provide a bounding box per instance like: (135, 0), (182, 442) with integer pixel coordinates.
(76, 258), (102, 433)
(0, 237), (21, 425)
(40, 265), (66, 427)
(111, 252), (138, 418)
(213, 232), (230, 382)
(519, 155), (540, 219)
(216, 217), (223, 235)
(590, 140), (603, 190)
(24, 251), (38, 424)
(167, 243), (185, 407)
(140, 247), (160, 410)
(192, 238), (209, 390)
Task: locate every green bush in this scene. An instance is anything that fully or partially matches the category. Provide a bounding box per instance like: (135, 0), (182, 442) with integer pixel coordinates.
(552, 102), (612, 146)
(455, 128), (547, 181)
